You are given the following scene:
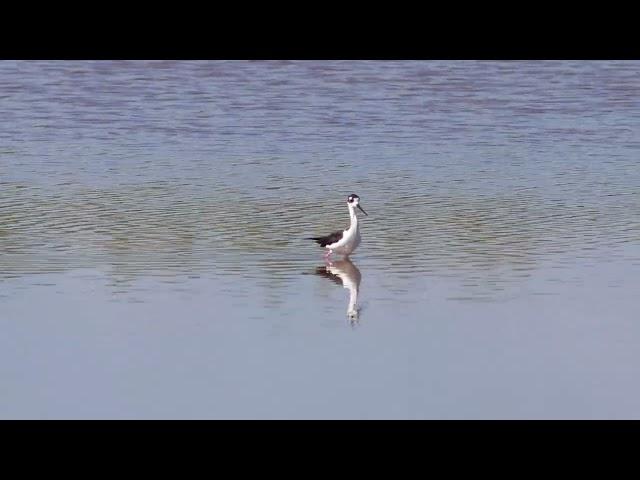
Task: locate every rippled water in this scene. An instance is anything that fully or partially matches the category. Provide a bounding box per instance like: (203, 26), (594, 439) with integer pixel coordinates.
(2, 61), (640, 419)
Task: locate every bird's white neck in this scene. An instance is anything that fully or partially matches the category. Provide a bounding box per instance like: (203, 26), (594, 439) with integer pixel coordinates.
(348, 205), (358, 229)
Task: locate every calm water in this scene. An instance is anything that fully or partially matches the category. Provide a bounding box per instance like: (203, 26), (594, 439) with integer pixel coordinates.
(1, 61), (640, 419)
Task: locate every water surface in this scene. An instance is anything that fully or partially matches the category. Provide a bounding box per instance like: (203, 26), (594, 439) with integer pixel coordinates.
(1, 61), (640, 418)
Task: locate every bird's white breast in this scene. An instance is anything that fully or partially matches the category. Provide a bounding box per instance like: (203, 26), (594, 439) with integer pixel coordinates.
(327, 224), (360, 254)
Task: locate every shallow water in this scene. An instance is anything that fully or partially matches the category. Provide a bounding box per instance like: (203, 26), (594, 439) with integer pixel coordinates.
(1, 61), (640, 418)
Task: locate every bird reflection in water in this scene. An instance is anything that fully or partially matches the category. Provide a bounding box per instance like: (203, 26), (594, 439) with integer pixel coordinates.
(315, 258), (362, 324)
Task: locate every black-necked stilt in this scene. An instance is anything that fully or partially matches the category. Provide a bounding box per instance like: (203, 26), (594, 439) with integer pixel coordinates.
(308, 194), (368, 260)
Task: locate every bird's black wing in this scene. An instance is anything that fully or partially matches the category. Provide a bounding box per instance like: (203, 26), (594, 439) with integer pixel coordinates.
(308, 230), (344, 247)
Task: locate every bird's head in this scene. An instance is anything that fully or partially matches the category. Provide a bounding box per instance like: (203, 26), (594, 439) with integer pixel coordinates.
(347, 194), (367, 216)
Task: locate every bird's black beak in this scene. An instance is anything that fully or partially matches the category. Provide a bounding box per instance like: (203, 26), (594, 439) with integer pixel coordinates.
(357, 204), (368, 216)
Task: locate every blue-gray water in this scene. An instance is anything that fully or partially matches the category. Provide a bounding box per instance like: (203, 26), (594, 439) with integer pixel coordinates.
(1, 61), (640, 419)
